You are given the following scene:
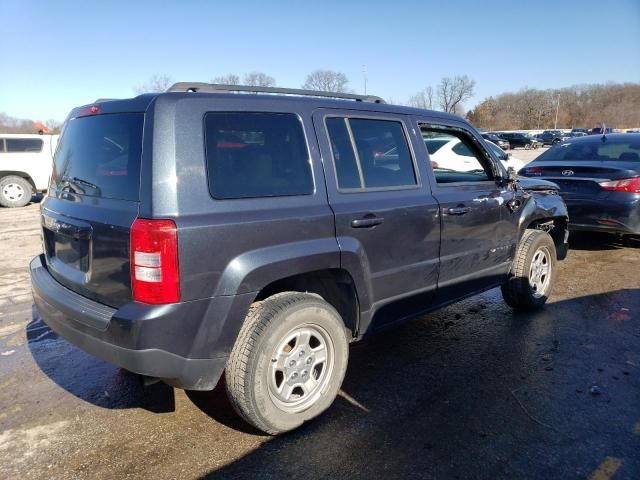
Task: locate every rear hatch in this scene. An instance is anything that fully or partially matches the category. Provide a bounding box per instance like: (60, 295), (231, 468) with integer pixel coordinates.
(42, 110), (144, 308)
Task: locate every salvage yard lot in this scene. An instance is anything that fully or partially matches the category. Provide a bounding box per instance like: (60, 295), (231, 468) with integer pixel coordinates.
(1, 200), (639, 479)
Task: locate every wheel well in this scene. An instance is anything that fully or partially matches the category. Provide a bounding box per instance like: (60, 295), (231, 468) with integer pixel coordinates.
(526, 217), (568, 260)
(0, 171), (36, 190)
(254, 269), (359, 338)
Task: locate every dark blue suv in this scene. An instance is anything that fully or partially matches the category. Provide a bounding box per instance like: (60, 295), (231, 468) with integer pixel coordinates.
(30, 83), (569, 434)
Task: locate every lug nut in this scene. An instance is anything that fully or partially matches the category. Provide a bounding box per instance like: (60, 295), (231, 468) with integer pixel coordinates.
(289, 360), (296, 367)
(291, 372), (298, 379)
(299, 351), (305, 357)
(306, 357), (313, 365)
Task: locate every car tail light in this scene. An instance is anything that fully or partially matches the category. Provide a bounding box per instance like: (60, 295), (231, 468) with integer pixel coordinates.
(130, 218), (180, 304)
(598, 177), (640, 193)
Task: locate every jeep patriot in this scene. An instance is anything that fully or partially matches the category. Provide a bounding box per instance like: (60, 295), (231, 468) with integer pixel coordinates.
(30, 83), (569, 434)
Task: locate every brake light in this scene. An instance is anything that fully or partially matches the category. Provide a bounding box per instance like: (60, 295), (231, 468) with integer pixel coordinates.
(130, 218), (180, 304)
(76, 104), (101, 118)
(598, 177), (640, 193)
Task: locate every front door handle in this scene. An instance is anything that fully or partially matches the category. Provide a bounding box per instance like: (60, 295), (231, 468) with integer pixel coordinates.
(351, 216), (384, 228)
(447, 207), (471, 216)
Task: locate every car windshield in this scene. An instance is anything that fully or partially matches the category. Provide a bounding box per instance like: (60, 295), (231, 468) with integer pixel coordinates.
(538, 139), (640, 161)
(486, 141), (504, 158)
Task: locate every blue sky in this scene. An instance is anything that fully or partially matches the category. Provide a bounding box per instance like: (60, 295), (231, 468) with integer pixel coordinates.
(1, 0), (639, 121)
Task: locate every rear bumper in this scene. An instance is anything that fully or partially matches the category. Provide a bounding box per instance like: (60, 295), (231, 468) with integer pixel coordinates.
(565, 195), (640, 235)
(30, 254), (255, 390)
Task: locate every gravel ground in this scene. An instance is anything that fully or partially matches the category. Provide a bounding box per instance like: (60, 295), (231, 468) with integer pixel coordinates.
(0, 198), (639, 479)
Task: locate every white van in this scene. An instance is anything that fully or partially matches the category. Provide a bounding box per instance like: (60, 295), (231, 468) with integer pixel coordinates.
(0, 133), (59, 207)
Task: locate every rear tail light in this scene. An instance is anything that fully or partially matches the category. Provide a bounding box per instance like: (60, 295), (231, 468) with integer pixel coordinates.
(130, 218), (180, 304)
(598, 177), (640, 193)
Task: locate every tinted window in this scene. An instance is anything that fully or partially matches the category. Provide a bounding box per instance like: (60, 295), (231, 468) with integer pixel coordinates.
(348, 118), (416, 188)
(422, 129), (492, 183)
(205, 113), (313, 199)
(6, 138), (43, 152)
(539, 138), (640, 161)
(51, 113), (143, 201)
(326, 117), (361, 189)
(0, 139), (4, 152)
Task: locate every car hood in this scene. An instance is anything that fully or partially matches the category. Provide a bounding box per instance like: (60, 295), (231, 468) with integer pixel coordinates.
(517, 177), (559, 191)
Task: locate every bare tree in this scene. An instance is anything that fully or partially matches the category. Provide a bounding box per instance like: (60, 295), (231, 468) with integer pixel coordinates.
(437, 75), (475, 113)
(243, 72), (276, 87)
(45, 119), (63, 133)
(212, 73), (240, 85)
(134, 74), (174, 94)
(467, 82), (640, 130)
(302, 69), (350, 92)
(408, 86), (434, 109)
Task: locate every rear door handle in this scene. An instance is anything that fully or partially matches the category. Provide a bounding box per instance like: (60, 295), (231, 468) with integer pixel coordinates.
(351, 216), (384, 228)
(447, 207), (471, 216)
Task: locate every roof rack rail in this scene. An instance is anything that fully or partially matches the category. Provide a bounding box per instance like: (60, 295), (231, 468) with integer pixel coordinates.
(166, 82), (386, 104)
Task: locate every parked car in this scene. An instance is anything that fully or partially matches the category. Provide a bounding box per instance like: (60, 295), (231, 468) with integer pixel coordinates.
(425, 136), (525, 172)
(481, 132), (510, 150)
(485, 140), (526, 171)
(589, 127), (617, 135)
(0, 133), (59, 207)
(571, 128), (589, 135)
(520, 133), (640, 236)
(537, 130), (570, 146)
(496, 132), (541, 149)
(565, 132), (587, 138)
(31, 84), (569, 434)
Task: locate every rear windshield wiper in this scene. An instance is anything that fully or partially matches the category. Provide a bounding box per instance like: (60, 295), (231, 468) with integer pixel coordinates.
(61, 175), (99, 191)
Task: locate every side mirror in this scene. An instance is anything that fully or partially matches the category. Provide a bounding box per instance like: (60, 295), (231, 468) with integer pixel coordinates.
(507, 166), (518, 184)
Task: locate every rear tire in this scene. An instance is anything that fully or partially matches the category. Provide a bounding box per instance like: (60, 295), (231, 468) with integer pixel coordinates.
(0, 175), (33, 208)
(225, 292), (349, 434)
(502, 230), (557, 311)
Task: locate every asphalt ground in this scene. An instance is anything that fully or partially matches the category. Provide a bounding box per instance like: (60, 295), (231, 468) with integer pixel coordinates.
(1, 177), (639, 479)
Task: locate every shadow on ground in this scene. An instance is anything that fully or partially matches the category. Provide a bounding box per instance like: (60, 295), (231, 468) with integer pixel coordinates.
(27, 306), (175, 413)
(569, 230), (640, 251)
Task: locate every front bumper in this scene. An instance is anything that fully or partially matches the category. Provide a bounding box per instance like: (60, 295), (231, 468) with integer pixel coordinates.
(30, 255), (255, 390)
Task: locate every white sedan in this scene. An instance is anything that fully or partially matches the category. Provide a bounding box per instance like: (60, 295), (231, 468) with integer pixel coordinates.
(425, 136), (526, 173)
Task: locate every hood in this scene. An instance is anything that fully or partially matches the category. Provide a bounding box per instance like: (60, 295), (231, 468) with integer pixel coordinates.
(517, 177), (560, 191)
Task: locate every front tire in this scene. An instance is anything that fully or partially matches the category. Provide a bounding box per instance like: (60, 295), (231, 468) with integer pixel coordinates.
(502, 230), (557, 311)
(225, 292), (349, 434)
(0, 175), (33, 208)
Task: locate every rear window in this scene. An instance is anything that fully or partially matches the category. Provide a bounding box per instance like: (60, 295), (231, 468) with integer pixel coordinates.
(6, 138), (43, 152)
(539, 139), (640, 161)
(51, 113), (143, 201)
(204, 112), (313, 199)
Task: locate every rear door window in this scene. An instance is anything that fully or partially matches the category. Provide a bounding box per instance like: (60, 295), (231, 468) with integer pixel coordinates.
(6, 138), (43, 152)
(50, 113), (144, 201)
(325, 117), (417, 190)
(204, 112), (313, 199)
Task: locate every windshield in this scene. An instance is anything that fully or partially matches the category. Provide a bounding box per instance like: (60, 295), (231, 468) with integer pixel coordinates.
(538, 139), (640, 161)
(51, 113), (144, 201)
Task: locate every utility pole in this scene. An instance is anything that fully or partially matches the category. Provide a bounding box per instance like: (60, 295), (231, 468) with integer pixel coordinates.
(362, 64), (367, 95)
(554, 94), (560, 129)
